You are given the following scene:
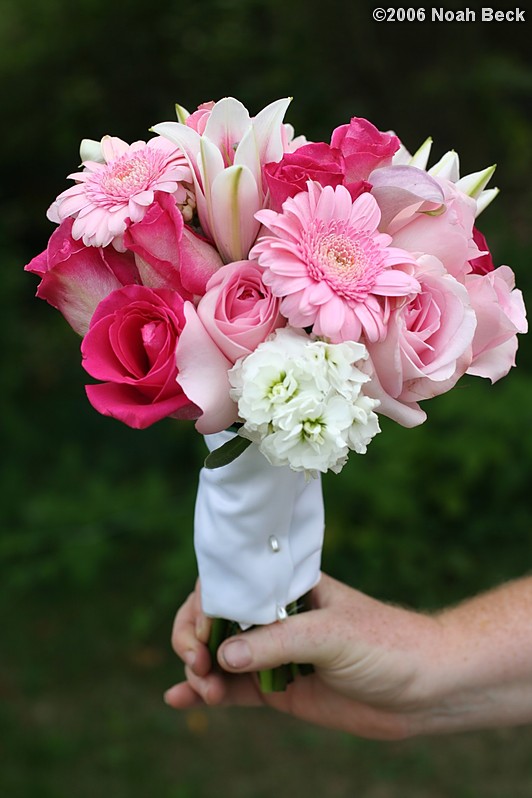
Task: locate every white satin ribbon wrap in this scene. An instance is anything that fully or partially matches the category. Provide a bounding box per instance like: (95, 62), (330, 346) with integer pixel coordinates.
(194, 432), (325, 627)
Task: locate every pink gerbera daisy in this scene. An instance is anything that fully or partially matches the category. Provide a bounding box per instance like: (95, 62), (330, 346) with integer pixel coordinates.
(49, 136), (192, 249)
(251, 182), (420, 343)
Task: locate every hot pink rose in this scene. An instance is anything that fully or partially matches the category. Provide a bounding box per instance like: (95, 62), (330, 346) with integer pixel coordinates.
(466, 265), (527, 382)
(123, 191), (222, 297)
(331, 117), (400, 182)
(25, 219), (139, 335)
(365, 256), (477, 427)
(468, 227), (495, 275)
(176, 260), (285, 434)
(263, 142), (346, 211)
(81, 284), (199, 429)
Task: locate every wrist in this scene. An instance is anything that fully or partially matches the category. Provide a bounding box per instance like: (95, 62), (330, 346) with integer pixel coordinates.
(404, 580), (532, 735)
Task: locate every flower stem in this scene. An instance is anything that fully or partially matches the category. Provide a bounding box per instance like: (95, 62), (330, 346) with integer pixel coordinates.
(207, 591), (315, 693)
(208, 617), (235, 663)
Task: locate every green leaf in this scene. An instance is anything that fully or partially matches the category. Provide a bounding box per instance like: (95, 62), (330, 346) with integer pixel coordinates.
(204, 435), (252, 469)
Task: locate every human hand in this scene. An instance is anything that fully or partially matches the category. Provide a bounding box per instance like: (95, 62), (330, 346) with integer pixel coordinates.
(164, 573), (444, 739)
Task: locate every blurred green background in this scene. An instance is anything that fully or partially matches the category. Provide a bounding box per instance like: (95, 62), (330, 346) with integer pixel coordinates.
(1, 0), (531, 795)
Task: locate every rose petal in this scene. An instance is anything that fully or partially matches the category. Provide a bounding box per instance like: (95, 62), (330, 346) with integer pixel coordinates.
(176, 302), (238, 434)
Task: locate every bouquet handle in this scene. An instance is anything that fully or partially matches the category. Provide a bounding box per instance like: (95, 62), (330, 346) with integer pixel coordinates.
(195, 432), (324, 691)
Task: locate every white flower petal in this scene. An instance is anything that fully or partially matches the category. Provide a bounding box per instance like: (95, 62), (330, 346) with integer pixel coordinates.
(456, 164), (496, 198)
(408, 137), (433, 170)
(79, 138), (104, 164)
(210, 164), (261, 262)
(475, 187), (500, 216)
(203, 97), (252, 158)
(428, 150), (460, 182)
(252, 97), (292, 167)
(151, 122), (202, 181)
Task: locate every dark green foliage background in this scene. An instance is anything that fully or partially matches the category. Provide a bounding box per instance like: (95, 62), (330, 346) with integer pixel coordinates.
(1, 1), (531, 795)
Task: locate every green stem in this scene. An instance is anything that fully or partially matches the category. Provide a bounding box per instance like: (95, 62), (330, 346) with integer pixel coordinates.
(207, 592), (315, 692)
(208, 617), (231, 663)
(258, 667), (275, 693)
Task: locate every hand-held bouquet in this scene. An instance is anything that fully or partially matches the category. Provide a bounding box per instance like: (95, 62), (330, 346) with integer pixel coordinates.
(26, 97), (527, 690)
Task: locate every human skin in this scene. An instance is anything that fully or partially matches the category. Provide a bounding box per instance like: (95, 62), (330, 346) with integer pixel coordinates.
(164, 572), (532, 739)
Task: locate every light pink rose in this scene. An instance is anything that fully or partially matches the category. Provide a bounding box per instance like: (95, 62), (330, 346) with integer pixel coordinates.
(466, 265), (527, 382)
(25, 218), (139, 335)
(197, 260), (285, 361)
(175, 303), (236, 435)
(330, 117), (400, 182)
(81, 284), (200, 429)
(176, 260), (285, 434)
(365, 256), (477, 427)
(123, 191), (222, 297)
(389, 179), (479, 282)
(185, 101), (215, 134)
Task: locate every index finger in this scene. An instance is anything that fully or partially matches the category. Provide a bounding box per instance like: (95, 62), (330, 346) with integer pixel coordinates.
(171, 584), (212, 677)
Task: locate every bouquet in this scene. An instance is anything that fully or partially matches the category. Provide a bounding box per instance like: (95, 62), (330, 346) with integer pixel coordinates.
(26, 97), (527, 691)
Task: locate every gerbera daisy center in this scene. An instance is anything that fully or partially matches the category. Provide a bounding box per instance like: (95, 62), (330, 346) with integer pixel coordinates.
(99, 153), (154, 198)
(318, 233), (368, 283)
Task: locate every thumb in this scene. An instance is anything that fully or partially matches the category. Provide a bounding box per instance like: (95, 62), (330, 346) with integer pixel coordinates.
(218, 610), (331, 673)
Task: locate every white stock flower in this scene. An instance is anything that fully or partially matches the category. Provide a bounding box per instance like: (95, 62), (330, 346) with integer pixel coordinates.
(320, 340), (370, 397)
(228, 327), (380, 475)
(260, 394), (352, 473)
(347, 394), (381, 454)
(229, 327), (306, 426)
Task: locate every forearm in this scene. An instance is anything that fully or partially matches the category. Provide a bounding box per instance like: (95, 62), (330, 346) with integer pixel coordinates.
(411, 576), (532, 735)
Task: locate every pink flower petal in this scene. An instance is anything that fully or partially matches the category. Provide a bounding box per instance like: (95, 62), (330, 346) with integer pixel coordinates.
(369, 165), (445, 229)
(85, 382), (194, 429)
(175, 302), (238, 434)
(372, 269), (420, 296)
(53, 137), (190, 248)
(180, 226), (223, 295)
(25, 219), (138, 335)
(254, 183), (416, 342)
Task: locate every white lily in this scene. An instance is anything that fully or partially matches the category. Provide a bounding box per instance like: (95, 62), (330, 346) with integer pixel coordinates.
(394, 136), (498, 217)
(393, 136), (434, 170)
(152, 97), (291, 263)
(456, 164), (499, 212)
(431, 153), (498, 217)
(428, 149), (461, 181)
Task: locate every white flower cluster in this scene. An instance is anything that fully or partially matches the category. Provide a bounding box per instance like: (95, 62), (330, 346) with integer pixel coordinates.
(228, 327), (381, 475)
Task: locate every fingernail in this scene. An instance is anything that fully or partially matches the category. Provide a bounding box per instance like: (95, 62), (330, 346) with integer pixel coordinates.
(163, 689), (173, 705)
(222, 639), (252, 669)
(196, 617), (209, 643)
(184, 650), (196, 668)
